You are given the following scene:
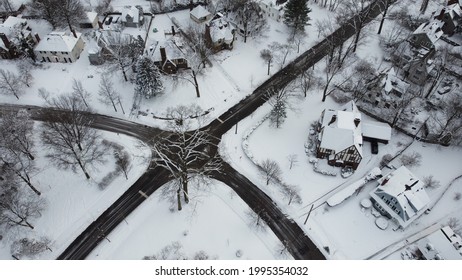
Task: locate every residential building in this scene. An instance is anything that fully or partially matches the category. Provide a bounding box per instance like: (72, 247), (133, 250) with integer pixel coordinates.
(121, 6), (144, 28)
(435, 0), (462, 36)
(149, 39), (188, 74)
(190, 5), (212, 23)
(417, 226), (462, 259)
(370, 166), (430, 229)
(79, 11), (100, 29)
(408, 21), (443, 51)
(316, 101), (363, 170)
(205, 16), (236, 52)
(0, 16), (38, 59)
(258, 0), (287, 22)
(34, 32), (85, 63)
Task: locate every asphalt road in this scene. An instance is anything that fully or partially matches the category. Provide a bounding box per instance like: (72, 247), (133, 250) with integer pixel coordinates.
(0, 0), (398, 261)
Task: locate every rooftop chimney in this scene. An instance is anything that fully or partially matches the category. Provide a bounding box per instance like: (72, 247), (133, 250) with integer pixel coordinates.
(171, 26), (175, 36)
(160, 47), (167, 64)
(327, 114), (337, 126)
(0, 33), (11, 49)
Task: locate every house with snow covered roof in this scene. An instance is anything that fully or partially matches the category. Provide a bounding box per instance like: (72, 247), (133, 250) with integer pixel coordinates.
(0, 16), (38, 59)
(435, 0), (462, 36)
(34, 32), (84, 63)
(316, 101), (364, 170)
(409, 21), (443, 51)
(315, 101), (392, 169)
(417, 226), (462, 260)
(259, 0), (287, 22)
(369, 166), (430, 229)
(148, 38), (188, 74)
(121, 6), (144, 28)
(79, 11), (100, 29)
(190, 5), (212, 23)
(205, 16), (236, 53)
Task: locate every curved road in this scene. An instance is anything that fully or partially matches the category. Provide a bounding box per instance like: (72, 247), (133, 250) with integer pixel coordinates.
(0, 0), (397, 261)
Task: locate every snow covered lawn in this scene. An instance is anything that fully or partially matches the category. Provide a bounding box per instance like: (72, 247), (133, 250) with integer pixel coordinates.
(0, 130), (151, 260)
(86, 180), (289, 260)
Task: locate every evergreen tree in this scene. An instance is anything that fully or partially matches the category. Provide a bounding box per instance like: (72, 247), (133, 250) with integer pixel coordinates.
(283, 0), (311, 38)
(269, 98), (287, 128)
(135, 56), (164, 99)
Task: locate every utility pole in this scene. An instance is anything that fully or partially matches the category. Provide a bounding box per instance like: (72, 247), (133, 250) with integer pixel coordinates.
(304, 204), (314, 225)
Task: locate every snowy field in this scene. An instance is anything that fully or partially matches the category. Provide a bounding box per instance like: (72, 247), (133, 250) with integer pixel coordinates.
(0, 129), (152, 259)
(86, 180), (289, 260)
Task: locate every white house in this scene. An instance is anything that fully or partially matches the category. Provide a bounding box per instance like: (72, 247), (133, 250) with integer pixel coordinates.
(417, 226), (462, 260)
(258, 0), (287, 22)
(34, 32), (85, 63)
(205, 16), (236, 53)
(369, 166), (430, 229)
(190, 5), (212, 23)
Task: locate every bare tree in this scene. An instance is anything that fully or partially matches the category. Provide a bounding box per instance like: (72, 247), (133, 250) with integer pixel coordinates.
(29, 0), (61, 28)
(336, 59), (378, 102)
(0, 110), (40, 196)
(287, 154), (298, 169)
(0, 110), (35, 161)
(400, 152), (422, 168)
(423, 175), (440, 189)
(0, 69), (24, 100)
(115, 150), (131, 180)
(17, 60), (34, 88)
(430, 93), (462, 143)
(103, 32), (144, 82)
(259, 159), (282, 185)
(71, 79), (91, 108)
(0, 187), (45, 230)
(233, 0), (268, 43)
(298, 68), (318, 98)
(281, 183), (302, 205)
(269, 41), (295, 70)
(57, 0), (85, 38)
(260, 49), (274, 75)
(245, 208), (267, 232)
(40, 94), (106, 179)
(337, 0), (372, 53)
(152, 105), (222, 211)
(98, 74), (121, 113)
(183, 24), (212, 69)
(11, 237), (52, 259)
(377, 0), (392, 35)
(0, 0), (14, 12)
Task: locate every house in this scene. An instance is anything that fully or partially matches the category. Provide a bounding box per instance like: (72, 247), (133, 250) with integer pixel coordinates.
(90, 30), (143, 65)
(190, 5), (212, 23)
(87, 38), (103, 65)
(316, 101), (363, 170)
(369, 166), (430, 229)
(408, 21), (443, 51)
(416, 226), (462, 259)
(258, 0), (287, 22)
(205, 16), (236, 52)
(121, 6), (144, 28)
(0, 16), (38, 59)
(149, 39), (188, 74)
(34, 32), (85, 63)
(79, 12), (100, 29)
(403, 57), (436, 86)
(435, 0), (462, 36)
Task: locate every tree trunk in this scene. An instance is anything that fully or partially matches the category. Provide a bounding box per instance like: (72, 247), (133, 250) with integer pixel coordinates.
(377, 1), (389, 35)
(76, 158), (91, 179)
(182, 174), (189, 204)
(111, 99), (118, 112)
(192, 70), (200, 98)
(267, 61), (271, 75)
(118, 97), (125, 114)
(177, 188), (182, 211)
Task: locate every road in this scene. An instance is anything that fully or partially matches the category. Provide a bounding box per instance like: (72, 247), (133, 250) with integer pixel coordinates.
(0, 0), (397, 260)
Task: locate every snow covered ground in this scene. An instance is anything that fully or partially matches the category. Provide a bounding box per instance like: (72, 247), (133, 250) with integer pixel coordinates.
(1, 0), (461, 261)
(0, 129), (152, 259)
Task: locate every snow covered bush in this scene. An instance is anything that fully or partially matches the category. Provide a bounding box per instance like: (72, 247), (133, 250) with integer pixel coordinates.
(423, 175), (440, 189)
(380, 154), (393, 168)
(400, 152), (422, 168)
(10, 237), (51, 259)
